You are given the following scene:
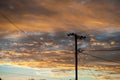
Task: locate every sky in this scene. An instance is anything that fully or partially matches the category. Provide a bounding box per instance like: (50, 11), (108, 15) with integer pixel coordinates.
(0, 0), (120, 68)
(0, 0), (120, 32)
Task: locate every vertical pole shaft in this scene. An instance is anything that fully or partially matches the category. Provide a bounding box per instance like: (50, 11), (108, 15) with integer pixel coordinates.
(75, 34), (78, 80)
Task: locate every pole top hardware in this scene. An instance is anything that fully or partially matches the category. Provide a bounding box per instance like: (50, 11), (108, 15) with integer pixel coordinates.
(67, 33), (76, 36)
(77, 48), (84, 53)
(67, 33), (86, 40)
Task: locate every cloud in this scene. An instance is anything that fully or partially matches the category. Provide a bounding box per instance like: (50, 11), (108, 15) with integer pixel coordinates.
(0, 0), (119, 32)
(0, 0), (57, 16)
(0, 31), (120, 51)
(0, 0), (120, 67)
(94, 32), (120, 43)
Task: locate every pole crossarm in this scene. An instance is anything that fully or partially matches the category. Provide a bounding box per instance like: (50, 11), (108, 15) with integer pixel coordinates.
(67, 33), (86, 40)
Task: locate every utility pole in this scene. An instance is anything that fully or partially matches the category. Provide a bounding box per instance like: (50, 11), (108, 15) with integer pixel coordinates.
(67, 33), (86, 80)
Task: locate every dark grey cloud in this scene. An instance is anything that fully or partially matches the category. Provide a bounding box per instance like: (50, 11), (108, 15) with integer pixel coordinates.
(94, 32), (120, 43)
(0, 31), (120, 51)
(0, 0), (57, 16)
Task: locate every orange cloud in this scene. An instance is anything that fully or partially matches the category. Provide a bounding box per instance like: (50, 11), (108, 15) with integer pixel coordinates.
(0, 0), (119, 32)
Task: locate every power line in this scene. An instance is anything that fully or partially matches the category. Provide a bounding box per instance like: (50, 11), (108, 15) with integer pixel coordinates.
(77, 47), (120, 65)
(78, 55), (99, 80)
(84, 49), (120, 51)
(78, 53), (119, 79)
(0, 12), (25, 33)
(79, 52), (120, 65)
(0, 12), (42, 46)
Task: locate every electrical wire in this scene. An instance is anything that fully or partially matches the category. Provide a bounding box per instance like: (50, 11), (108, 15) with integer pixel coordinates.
(0, 12), (25, 33)
(0, 11), (43, 46)
(79, 52), (120, 65)
(84, 49), (120, 51)
(78, 52), (120, 80)
(78, 54), (99, 80)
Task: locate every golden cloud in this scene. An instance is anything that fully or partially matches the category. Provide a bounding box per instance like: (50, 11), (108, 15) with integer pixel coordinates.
(0, 0), (119, 32)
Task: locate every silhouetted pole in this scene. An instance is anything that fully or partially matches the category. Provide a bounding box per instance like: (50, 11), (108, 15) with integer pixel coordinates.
(67, 33), (86, 80)
(75, 34), (78, 80)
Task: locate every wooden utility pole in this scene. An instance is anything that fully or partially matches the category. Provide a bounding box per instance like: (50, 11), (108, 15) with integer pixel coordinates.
(75, 34), (78, 80)
(67, 33), (86, 80)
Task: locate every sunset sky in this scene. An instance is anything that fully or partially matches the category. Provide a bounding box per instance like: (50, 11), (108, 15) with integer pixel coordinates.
(0, 0), (120, 68)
